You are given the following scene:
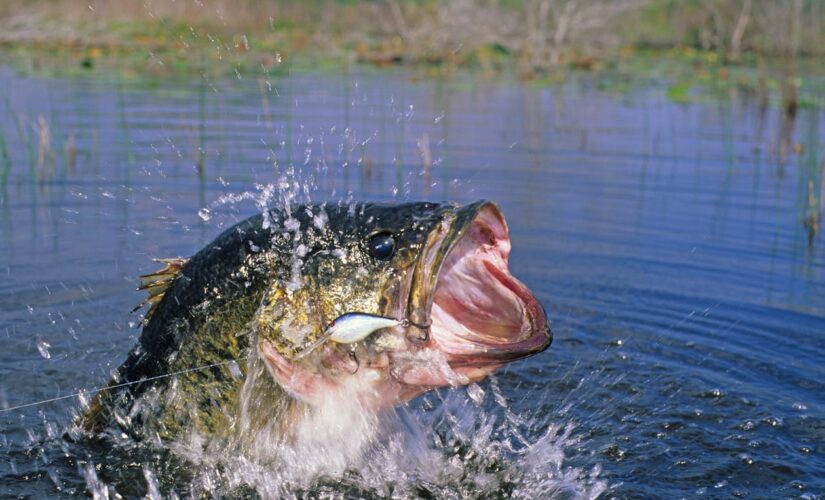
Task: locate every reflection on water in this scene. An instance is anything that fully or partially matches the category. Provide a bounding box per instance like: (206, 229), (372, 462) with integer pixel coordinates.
(0, 66), (823, 497)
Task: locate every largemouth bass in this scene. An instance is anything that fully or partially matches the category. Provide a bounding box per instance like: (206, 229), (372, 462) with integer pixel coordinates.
(81, 200), (551, 444)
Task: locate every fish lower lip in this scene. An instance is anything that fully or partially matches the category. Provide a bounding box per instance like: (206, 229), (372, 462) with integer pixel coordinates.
(449, 336), (551, 366)
(446, 306), (551, 365)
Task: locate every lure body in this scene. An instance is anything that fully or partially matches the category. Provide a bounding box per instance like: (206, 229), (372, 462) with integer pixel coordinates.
(327, 312), (402, 343)
(294, 312), (402, 359)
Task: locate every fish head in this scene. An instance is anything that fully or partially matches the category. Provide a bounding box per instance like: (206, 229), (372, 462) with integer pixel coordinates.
(255, 201), (551, 407)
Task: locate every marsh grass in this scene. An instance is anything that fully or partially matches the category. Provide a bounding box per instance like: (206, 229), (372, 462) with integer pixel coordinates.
(799, 101), (825, 246)
(65, 132), (77, 175)
(0, 127), (10, 188)
(11, 111), (36, 182)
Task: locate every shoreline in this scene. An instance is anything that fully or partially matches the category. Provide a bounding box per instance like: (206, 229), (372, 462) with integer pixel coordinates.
(2, 40), (822, 116)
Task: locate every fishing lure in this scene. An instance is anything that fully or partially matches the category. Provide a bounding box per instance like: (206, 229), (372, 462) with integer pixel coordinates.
(293, 312), (427, 359)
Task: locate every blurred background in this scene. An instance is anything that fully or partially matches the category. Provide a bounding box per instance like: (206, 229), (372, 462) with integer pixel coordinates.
(0, 0), (821, 76)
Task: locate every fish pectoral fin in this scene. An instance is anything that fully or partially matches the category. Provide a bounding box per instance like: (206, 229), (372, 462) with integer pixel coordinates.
(133, 257), (189, 324)
(260, 340), (337, 404)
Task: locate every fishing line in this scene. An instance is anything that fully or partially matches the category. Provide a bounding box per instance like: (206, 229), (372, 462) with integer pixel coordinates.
(0, 357), (245, 414)
(2, 314), (434, 413)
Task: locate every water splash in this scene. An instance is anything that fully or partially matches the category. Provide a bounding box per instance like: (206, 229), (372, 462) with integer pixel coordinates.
(197, 208), (212, 222)
(80, 461), (109, 500)
(143, 468), (162, 500)
(36, 340), (51, 360)
(152, 378), (606, 498)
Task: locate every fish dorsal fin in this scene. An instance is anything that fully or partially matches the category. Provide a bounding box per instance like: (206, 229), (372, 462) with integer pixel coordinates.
(132, 257), (189, 324)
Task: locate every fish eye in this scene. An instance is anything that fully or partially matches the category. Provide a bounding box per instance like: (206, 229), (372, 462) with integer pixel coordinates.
(368, 232), (396, 261)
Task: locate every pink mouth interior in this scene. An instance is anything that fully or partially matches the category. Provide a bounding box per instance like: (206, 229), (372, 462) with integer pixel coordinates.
(430, 205), (544, 358)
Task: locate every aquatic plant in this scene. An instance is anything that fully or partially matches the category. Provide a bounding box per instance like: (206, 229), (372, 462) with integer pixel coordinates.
(64, 132), (76, 174)
(0, 126), (10, 187)
(36, 115), (53, 184)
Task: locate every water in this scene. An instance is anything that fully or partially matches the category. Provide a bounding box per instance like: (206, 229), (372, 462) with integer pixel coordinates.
(0, 64), (823, 498)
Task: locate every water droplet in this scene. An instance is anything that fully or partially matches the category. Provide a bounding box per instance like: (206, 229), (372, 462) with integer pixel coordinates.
(198, 208), (212, 221)
(603, 444), (625, 460)
(312, 210), (328, 230)
(285, 218), (300, 232)
(761, 416), (782, 427)
(144, 468), (162, 500)
(77, 390), (91, 409)
(36, 340), (51, 359)
(467, 383), (485, 405)
(228, 361), (243, 379)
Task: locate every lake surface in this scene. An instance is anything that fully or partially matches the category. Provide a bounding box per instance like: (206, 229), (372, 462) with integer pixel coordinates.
(0, 64), (823, 498)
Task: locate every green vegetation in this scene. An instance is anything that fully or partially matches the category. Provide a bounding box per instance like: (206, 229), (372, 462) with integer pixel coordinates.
(0, 0), (822, 81)
(0, 127), (10, 188)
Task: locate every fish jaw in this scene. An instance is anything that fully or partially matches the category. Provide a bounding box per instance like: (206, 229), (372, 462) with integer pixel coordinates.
(420, 202), (552, 378)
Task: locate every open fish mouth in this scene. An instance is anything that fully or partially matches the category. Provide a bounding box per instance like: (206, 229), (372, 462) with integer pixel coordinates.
(409, 201), (552, 368)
